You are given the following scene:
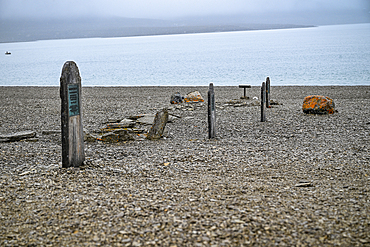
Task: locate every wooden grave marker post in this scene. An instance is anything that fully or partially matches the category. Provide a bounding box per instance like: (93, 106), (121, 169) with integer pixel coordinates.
(261, 82), (266, 122)
(147, 108), (169, 140)
(266, 77), (271, 108)
(60, 61), (85, 168)
(208, 83), (216, 139)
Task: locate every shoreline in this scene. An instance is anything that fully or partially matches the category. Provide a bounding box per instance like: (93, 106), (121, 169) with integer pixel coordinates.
(1, 84), (370, 88)
(1, 24), (315, 44)
(1, 22), (368, 44)
(1, 86), (369, 245)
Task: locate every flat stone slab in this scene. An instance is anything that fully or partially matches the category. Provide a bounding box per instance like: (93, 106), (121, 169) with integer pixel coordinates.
(106, 119), (136, 129)
(0, 131), (36, 142)
(136, 115), (156, 125)
(98, 130), (134, 142)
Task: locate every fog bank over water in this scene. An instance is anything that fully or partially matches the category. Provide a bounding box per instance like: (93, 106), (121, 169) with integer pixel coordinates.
(0, 18), (314, 43)
(0, 0), (369, 42)
(1, 0), (369, 21)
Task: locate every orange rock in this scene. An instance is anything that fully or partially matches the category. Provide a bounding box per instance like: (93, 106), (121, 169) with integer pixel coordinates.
(302, 95), (335, 114)
(184, 91), (204, 103)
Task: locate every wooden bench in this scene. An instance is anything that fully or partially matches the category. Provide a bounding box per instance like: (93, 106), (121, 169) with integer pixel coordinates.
(239, 84), (251, 99)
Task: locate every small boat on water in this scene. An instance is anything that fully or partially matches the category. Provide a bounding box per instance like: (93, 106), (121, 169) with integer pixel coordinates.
(5, 51), (11, 55)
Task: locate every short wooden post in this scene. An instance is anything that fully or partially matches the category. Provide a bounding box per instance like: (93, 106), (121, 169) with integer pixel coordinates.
(60, 61), (85, 168)
(147, 108), (169, 140)
(261, 82), (266, 122)
(208, 83), (216, 139)
(266, 77), (270, 108)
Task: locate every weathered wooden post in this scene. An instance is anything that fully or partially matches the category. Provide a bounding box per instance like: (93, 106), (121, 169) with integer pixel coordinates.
(147, 108), (169, 140)
(208, 83), (216, 138)
(60, 61), (85, 168)
(261, 82), (266, 122)
(266, 77), (270, 108)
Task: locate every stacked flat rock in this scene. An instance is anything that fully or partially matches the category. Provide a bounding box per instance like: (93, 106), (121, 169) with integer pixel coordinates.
(98, 129), (134, 142)
(302, 95), (335, 114)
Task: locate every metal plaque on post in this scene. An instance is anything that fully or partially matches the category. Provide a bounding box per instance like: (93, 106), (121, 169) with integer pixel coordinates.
(60, 61), (85, 168)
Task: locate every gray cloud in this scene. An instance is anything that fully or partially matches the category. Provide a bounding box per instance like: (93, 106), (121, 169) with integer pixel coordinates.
(0, 0), (369, 20)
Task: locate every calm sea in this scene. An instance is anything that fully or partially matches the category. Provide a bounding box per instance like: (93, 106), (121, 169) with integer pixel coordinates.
(0, 23), (369, 87)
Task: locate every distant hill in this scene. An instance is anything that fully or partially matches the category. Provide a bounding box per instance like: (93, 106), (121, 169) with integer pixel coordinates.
(1, 7), (369, 43)
(0, 17), (314, 43)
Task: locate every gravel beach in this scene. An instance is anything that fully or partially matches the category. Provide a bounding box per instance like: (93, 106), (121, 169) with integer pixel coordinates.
(1, 86), (369, 246)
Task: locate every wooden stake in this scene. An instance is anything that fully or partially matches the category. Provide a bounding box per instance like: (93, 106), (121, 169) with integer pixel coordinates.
(147, 108), (169, 140)
(266, 77), (271, 108)
(261, 82), (266, 122)
(60, 61), (85, 168)
(208, 83), (216, 139)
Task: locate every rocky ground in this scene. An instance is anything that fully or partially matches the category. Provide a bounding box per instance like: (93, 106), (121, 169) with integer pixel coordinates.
(0, 86), (369, 246)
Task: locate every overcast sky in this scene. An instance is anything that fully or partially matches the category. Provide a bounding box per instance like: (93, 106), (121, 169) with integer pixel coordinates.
(0, 0), (369, 20)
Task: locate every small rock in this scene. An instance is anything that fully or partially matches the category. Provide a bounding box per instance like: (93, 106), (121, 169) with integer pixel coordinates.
(19, 171), (32, 176)
(231, 219), (245, 224)
(295, 182), (313, 187)
(98, 133), (119, 142)
(233, 103), (247, 107)
(167, 114), (181, 123)
(269, 99), (281, 105)
(98, 129), (134, 142)
(184, 91), (204, 103)
(170, 92), (184, 104)
(113, 129), (135, 141)
(106, 118), (122, 123)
